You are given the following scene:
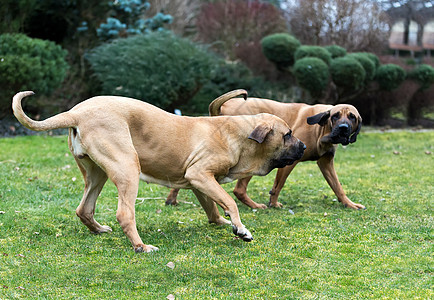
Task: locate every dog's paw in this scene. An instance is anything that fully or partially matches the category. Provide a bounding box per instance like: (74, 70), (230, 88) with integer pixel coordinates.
(232, 225), (253, 242)
(134, 244), (159, 253)
(92, 225), (113, 234)
(348, 203), (366, 210)
(210, 216), (231, 226)
(342, 199), (366, 210)
(252, 203), (268, 209)
(269, 201), (283, 208)
(165, 198), (178, 206)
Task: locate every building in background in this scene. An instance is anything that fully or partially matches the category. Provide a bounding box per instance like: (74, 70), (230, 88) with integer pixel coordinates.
(387, 2), (434, 57)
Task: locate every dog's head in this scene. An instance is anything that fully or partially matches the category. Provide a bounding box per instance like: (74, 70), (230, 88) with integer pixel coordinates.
(248, 114), (306, 174)
(307, 105), (362, 146)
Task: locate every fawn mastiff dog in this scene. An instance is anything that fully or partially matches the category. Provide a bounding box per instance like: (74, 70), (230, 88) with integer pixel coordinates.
(166, 90), (364, 210)
(12, 91), (305, 253)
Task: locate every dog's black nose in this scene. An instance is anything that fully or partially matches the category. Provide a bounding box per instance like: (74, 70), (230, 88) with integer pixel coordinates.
(339, 123), (349, 129)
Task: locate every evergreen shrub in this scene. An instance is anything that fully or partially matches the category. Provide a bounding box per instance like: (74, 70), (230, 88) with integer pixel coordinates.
(375, 64), (406, 90)
(408, 64), (434, 89)
(261, 33), (301, 67)
(293, 57), (329, 97)
(330, 57), (365, 89)
(294, 46), (332, 65)
(347, 53), (376, 82)
(86, 32), (214, 110)
(325, 45), (347, 59)
(0, 33), (68, 116)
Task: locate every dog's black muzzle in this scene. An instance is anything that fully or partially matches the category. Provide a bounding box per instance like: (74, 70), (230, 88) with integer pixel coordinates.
(330, 122), (352, 145)
(271, 142), (306, 169)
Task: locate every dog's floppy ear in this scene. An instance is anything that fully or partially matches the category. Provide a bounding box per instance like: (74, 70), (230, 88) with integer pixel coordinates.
(307, 110), (330, 126)
(349, 116), (362, 143)
(248, 123), (272, 144)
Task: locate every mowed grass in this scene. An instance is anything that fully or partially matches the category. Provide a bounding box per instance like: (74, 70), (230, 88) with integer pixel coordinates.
(0, 130), (432, 299)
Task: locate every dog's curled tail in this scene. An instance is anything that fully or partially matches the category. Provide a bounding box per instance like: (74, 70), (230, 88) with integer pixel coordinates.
(12, 91), (76, 131)
(209, 89), (248, 116)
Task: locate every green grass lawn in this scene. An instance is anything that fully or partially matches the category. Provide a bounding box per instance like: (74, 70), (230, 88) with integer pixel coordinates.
(0, 130), (433, 299)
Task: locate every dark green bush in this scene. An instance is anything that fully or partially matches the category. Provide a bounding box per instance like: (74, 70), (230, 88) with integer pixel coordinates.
(261, 33), (301, 67)
(375, 64), (406, 91)
(408, 64), (434, 89)
(330, 57), (365, 89)
(293, 57), (329, 97)
(0, 33), (68, 115)
(325, 45), (347, 59)
(347, 53), (376, 82)
(86, 32), (214, 110)
(362, 52), (380, 68)
(295, 46), (332, 65)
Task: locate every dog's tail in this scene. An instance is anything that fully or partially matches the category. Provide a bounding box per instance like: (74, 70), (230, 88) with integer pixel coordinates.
(12, 91), (77, 131)
(208, 89), (248, 116)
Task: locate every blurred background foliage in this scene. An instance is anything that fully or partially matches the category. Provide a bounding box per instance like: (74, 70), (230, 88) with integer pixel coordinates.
(0, 0), (433, 129)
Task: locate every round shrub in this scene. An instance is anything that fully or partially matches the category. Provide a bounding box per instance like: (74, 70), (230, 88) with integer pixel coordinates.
(261, 33), (301, 67)
(375, 64), (406, 91)
(347, 53), (376, 82)
(364, 52), (380, 68)
(295, 46), (332, 65)
(330, 57), (366, 89)
(0, 33), (68, 115)
(325, 45), (347, 59)
(86, 32), (214, 110)
(293, 57), (329, 97)
(408, 64), (434, 89)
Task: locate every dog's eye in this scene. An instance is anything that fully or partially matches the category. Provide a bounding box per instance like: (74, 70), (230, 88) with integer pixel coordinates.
(284, 130), (292, 139)
(349, 113), (356, 120)
(331, 113), (340, 121)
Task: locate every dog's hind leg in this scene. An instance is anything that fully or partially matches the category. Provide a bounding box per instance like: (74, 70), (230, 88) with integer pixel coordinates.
(165, 188), (180, 205)
(81, 135), (158, 253)
(269, 163), (298, 208)
(233, 176), (267, 209)
(75, 156), (111, 233)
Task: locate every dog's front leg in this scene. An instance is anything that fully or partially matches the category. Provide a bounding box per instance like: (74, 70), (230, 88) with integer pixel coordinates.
(186, 171), (253, 241)
(233, 177), (268, 209)
(269, 163), (298, 208)
(317, 154), (366, 210)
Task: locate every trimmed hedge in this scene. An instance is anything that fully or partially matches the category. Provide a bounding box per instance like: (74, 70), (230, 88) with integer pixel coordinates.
(293, 57), (329, 97)
(408, 64), (434, 89)
(330, 57), (366, 89)
(261, 33), (301, 67)
(375, 64), (406, 91)
(325, 45), (347, 59)
(363, 52), (380, 68)
(295, 45), (332, 65)
(86, 32), (214, 110)
(0, 33), (68, 115)
(347, 53), (376, 82)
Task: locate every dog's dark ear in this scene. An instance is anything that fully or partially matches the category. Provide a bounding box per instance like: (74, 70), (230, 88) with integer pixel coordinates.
(349, 116), (362, 143)
(307, 110), (330, 126)
(248, 124), (272, 144)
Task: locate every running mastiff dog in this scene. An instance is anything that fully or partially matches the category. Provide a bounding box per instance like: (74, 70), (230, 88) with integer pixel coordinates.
(12, 91), (305, 253)
(166, 90), (364, 210)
